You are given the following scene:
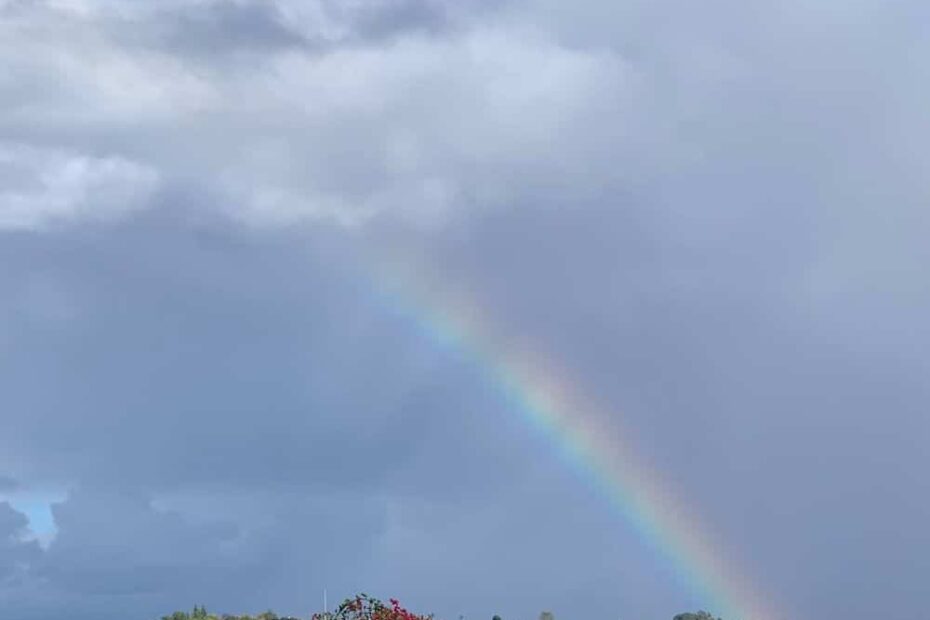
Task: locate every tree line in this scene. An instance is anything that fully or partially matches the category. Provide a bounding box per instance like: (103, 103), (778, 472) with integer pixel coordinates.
(160, 597), (724, 620)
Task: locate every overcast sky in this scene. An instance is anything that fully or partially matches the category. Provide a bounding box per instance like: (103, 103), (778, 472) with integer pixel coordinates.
(1, 1), (929, 619)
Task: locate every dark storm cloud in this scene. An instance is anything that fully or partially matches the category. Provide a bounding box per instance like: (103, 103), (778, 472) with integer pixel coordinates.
(18, 0), (508, 59)
(0, 503), (41, 584)
(346, 0), (450, 40)
(153, 2), (309, 53)
(38, 489), (239, 596)
(0, 214), (612, 620)
(326, 0), (508, 43)
(0, 217), (427, 491)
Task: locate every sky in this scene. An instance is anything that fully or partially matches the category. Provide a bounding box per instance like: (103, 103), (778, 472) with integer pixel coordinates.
(1, 1), (929, 619)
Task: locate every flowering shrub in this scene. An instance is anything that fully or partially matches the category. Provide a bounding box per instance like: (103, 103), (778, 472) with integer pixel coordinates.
(313, 593), (433, 620)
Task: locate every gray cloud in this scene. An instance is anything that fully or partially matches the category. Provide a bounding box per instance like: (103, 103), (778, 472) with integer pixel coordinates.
(0, 502), (41, 586)
(148, 2), (310, 53)
(0, 1), (928, 620)
(0, 0), (630, 227)
(0, 143), (158, 231)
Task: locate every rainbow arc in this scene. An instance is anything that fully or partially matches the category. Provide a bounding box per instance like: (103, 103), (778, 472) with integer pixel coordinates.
(370, 252), (782, 620)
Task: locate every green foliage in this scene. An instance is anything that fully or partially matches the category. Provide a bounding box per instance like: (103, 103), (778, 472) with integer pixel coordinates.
(161, 606), (217, 620)
(159, 606), (290, 620)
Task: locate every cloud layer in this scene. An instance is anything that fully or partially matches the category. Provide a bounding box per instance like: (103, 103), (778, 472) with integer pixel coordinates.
(1, 2), (929, 620)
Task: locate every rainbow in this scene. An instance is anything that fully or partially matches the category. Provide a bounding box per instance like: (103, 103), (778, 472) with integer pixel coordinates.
(370, 251), (782, 620)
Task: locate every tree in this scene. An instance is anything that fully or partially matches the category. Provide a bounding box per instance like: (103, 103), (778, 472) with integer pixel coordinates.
(313, 593), (432, 620)
(673, 612), (722, 620)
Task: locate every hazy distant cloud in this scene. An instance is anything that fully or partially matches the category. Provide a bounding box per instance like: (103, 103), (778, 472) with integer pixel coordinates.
(0, 476), (18, 492)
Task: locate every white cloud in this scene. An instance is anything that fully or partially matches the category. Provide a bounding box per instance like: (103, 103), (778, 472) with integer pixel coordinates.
(0, 144), (158, 231)
(0, 1), (633, 230)
(192, 28), (633, 228)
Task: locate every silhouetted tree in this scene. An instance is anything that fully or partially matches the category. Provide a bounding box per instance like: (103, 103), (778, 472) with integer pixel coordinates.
(673, 612), (721, 620)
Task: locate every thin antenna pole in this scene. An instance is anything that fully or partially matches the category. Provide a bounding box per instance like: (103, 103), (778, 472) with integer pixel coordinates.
(324, 589), (328, 615)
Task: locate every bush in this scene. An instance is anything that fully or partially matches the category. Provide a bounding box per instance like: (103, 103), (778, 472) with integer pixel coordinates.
(314, 593), (432, 620)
